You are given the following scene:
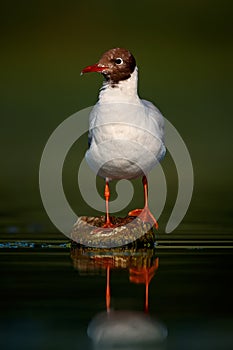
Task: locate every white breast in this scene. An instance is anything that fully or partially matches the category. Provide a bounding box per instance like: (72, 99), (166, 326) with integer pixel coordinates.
(85, 68), (166, 180)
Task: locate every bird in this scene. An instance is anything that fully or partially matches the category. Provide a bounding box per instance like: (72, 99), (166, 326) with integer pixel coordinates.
(81, 48), (166, 230)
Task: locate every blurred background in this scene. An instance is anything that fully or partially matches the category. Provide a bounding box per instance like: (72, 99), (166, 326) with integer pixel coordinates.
(1, 0), (233, 238)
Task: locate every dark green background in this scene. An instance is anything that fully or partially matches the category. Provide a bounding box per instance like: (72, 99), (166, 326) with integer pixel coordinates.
(1, 0), (232, 237)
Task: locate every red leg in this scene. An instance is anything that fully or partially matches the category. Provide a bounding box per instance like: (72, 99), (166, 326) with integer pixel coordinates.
(91, 179), (119, 233)
(128, 176), (159, 230)
(106, 265), (111, 312)
(103, 179), (114, 228)
(129, 258), (159, 313)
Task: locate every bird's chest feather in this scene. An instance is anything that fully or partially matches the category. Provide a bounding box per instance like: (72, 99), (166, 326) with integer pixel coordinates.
(90, 103), (159, 145)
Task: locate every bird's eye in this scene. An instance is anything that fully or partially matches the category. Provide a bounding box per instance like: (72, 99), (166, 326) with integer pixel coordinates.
(115, 58), (123, 65)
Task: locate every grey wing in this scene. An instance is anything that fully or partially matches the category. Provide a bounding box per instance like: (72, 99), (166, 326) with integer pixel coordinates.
(141, 99), (165, 130)
(141, 99), (166, 161)
(157, 142), (166, 162)
(88, 131), (92, 148)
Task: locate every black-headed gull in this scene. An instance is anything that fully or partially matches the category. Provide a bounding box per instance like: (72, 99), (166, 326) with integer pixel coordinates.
(81, 48), (166, 229)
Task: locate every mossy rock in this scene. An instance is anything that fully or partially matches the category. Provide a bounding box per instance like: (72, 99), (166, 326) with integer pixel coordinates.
(71, 215), (156, 249)
(70, 244), (158, 273)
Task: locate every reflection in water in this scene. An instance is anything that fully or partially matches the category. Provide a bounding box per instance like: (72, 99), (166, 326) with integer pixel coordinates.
(87, 310), (167, 350)
(71, 246), (167, 349)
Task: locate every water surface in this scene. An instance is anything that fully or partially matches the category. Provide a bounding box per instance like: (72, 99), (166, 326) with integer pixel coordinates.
(0, 240), (232, 350)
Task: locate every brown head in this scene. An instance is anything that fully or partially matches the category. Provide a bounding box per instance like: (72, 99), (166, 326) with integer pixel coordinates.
(81, 48), (136, 85)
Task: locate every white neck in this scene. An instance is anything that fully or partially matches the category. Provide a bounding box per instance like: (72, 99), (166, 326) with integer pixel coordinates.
(98, 67), (140, 104)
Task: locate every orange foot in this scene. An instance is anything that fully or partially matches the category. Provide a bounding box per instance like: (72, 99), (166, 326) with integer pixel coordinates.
(91, 220), (117, 234)
(128, 207), (158, 230)
(129, 258), (159, 284)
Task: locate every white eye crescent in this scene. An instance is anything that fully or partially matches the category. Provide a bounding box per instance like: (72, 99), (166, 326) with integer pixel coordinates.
(115, 58), (123, 65)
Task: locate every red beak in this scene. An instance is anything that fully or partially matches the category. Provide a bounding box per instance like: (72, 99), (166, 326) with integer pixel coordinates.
(81, 63), (108, 75)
